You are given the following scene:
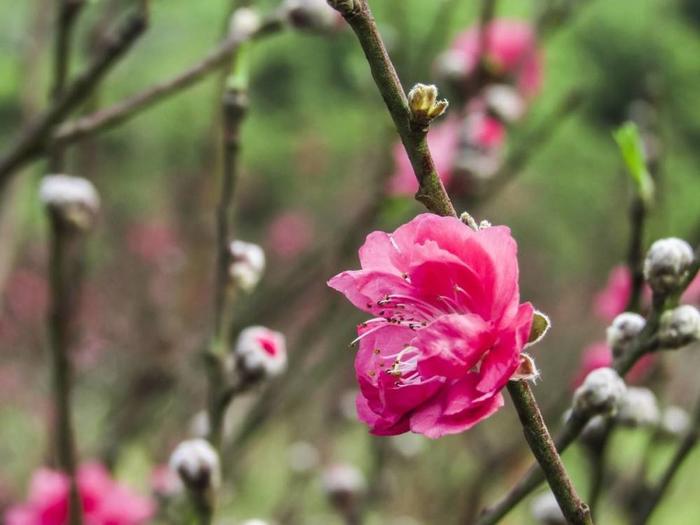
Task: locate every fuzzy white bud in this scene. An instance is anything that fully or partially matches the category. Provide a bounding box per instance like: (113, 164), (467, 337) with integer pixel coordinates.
(484, 84), (526, 122)
(606, 312), (646, 356)
(660, 405), (691, 437)
(39, 175), (100, 230)
(229, 7), (261, 41)
(658, 305), (700, 347)
(233, 326), (287, 380)
(573, 368), (626, 416)
(169, 438), (221, 493)
(282, 0), (342, 32)
(616, 387), (660, 427)
(229, 240), (266, 292)
(531, 491), (566, 525)
(643, 238), (694, 294)
(322, 463), (366, 504)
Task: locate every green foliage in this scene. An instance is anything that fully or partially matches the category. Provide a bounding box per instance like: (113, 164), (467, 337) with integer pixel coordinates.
(613, 121), (655, 206)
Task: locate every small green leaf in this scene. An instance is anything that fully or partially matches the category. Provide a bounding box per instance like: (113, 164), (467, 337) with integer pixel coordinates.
(613, 122), (655, 206)
(528, 310), (551, 345)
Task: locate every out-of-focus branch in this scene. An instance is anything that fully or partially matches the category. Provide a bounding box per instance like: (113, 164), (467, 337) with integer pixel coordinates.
(0, 4), (149, 192)
(53, 14), (284, 148)
(476, 259), (700, 525)
(48, 0), (86, 171)
(328, 0), (456, 217)
(632, 391), (700, 524)
(508, 381), (593, 525)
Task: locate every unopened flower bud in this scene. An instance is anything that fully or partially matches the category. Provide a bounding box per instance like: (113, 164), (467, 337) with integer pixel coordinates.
(660, 405), (690, 437)
(573, 367), (626, 416)
(407, 84), (449, 126)
(606, 312), (646, 357)
(616, 387), (660, 427)
(169, 438), (221, 493)
(39, 175), (100, 230)
(643, 238), (694, 294)
(326, 0), (356, 14)
(229, 7), (261, 41)
(322, 463), (366, 511)
(229, 240), (265, 292)
(658, 305), (700, 348)
(531, 491), (566, 525)
(282, 0), (342, 32)
(233, 326), (287, 381)
(434, 50), (469, 84)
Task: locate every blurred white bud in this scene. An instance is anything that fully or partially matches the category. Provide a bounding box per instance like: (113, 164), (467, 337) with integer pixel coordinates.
(658, 305), (700, 347)
(643, 238), (694, 294)
(434, 50), (469, 84)
(606, 312), (646, 356)
(616, 387), (660, 427)
(407, 83), (449, 125)
(660, 405), (691, 437)
(322, 464), (366, 508)
(287, 441), (320, 473)
(281, 0), (342, 32)
(573, 368), (626, 416)
(580, 414), (609, 444)
(229, 240), (266, 292)
(484, 84), (526, 122)
(169, 438), (221, 493)
(234, 326), (287, 380)
(229, 7), (261, 41)
(39, 175), (100, 230)
(531, 491), (566, 525)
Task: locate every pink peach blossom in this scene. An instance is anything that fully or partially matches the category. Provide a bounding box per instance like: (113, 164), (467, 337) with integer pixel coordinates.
(571, 342), (655, 389)
(450, 19), (543, 98)
(5, 463), (154, 525)
(266, 211), (315, 259)
(328, 214), (534, 438)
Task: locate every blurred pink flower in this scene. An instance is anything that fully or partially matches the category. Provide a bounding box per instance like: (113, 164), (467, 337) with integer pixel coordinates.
(571, 342), (655, 389)
(266, 211), (315, 259)
(681, 273), (700, 305)
(450, 19), (543, 97)
(328, 214), (534, 438)
(593, 266), (634, 322)
(389, 114), (505, 196)
(125, 221), (181, 265)
(5, 269), (47, 324)
(5, 463), (154, 525)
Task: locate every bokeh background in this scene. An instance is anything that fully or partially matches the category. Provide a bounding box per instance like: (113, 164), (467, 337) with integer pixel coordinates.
(1, 0), (699, 523)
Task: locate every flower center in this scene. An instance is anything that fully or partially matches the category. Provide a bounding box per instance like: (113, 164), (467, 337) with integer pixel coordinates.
(257, 336), (278, 356)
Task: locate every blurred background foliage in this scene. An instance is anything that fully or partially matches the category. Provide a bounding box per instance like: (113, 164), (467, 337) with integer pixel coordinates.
(0, 0), (699, 523)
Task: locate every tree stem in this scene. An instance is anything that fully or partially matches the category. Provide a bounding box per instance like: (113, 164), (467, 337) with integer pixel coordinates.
(331, 0), (455, 217)
(507, 381), (593, 525)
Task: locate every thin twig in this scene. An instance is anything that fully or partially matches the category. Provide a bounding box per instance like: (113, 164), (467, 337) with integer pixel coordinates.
(476, 261), (700, 525)
(48, 0), (85, 171)
(53, 15), (284, 148)
(631, 390), (700, 524)
(329, 0), (456, 217)
(0, 4), (149, 192)
(508, 381), (593, 525)
(47, 216), (86, 525)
